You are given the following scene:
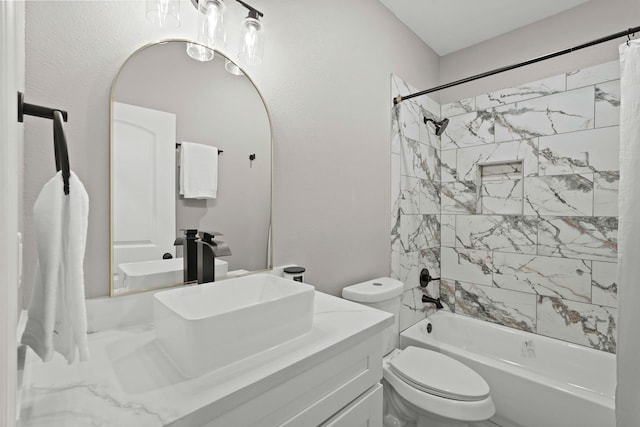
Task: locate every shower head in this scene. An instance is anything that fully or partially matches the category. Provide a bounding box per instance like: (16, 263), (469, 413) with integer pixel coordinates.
(424, 117), (449, 136)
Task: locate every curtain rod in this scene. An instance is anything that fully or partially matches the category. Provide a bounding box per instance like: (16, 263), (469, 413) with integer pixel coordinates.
(394, 25), (640, 105)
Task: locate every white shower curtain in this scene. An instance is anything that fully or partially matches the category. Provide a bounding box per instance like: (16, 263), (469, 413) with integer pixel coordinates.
(616, 39), (640, 427)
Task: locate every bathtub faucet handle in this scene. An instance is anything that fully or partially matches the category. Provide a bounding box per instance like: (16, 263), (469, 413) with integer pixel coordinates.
(419, 268), (440, 288)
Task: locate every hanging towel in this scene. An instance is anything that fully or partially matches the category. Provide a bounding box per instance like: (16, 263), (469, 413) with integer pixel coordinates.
(179, 141), (219, 199)
(21, 170), (90, 364)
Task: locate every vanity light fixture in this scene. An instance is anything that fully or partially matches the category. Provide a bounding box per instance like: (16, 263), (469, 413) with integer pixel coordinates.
(189, 0), (265, 67)
(145, 0), (181, 30)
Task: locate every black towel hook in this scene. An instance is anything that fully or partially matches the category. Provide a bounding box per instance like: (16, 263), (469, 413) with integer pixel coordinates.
(53, 111), (71, 195)
(18, 92), (71, 195)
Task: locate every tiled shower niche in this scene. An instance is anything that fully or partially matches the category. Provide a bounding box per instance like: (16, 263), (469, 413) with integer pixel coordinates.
(391, 60), (619, 353)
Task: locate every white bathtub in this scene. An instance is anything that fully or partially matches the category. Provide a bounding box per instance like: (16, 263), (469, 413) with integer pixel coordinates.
(400, 311), (615, 427)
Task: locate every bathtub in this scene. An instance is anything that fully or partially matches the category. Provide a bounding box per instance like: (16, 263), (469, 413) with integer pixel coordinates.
(400, 311), (615, 427)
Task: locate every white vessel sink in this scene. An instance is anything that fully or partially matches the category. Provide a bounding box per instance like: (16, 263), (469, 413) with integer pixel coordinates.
(154, 273), (315, 378)
(118, 257), (229, 291)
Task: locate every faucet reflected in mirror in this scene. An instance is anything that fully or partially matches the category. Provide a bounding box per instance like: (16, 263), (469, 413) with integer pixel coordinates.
(109, 40), (273, 296)
(174, 229), (199, 283)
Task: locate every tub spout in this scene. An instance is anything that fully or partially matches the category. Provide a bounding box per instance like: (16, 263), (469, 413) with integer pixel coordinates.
(422, 295), (444, 309)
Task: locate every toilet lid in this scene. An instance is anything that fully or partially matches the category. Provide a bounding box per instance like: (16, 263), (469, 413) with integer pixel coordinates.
(388, 346), (490, 402)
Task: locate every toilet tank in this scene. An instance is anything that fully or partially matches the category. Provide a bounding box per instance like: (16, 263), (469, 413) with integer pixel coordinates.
(342, 277), (403, 355)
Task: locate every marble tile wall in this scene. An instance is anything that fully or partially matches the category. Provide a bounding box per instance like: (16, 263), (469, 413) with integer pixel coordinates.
(391, 75), (442, 331)
(391, 60), (620, 353)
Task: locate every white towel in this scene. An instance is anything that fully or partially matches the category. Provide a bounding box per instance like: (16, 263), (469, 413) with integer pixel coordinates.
(21, 170), (90, 364)
(179, 141), (218, 199)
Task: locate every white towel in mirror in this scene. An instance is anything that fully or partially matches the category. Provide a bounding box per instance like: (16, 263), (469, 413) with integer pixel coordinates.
(179, 141), (218, 199)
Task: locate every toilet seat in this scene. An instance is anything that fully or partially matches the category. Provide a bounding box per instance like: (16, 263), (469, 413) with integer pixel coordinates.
(382, 348), (495, 422)
(389, 346), (490, 401)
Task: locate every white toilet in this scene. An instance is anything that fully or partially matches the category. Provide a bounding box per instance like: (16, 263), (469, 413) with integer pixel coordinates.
(342, 277), (495, 427)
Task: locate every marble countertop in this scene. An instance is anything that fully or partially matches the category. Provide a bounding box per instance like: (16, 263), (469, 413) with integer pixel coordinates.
(19, 292), (392, 427)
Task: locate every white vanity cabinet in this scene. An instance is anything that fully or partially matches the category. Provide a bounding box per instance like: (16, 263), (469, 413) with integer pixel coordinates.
(202, 332), (383, 427)
(21, 292), (392, 427)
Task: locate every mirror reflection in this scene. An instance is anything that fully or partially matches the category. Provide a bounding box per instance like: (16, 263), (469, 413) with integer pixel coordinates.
(110, 40), (272, 296)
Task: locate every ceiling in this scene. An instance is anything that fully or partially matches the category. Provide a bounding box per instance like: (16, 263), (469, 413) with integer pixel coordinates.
(378, 0), (592, 55)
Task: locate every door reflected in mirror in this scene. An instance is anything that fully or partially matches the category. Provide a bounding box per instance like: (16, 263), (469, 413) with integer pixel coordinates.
(110, 40), (272, 296)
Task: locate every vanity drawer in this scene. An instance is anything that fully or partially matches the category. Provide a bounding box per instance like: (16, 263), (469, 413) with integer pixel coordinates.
(201, 333), (383, 427)
(320, 383), (382, 427)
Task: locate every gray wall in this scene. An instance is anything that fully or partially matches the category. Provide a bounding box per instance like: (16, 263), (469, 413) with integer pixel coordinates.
(23, 0), (439, 300)
(439, 0), (639, 103)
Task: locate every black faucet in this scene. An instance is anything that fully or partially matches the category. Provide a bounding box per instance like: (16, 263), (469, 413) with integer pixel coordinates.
(196, 231), (232, 284)
(422, 295), (444, 309)
(174, 229), (199, 283)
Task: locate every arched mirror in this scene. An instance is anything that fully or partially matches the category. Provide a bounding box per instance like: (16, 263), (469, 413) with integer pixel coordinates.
(110, 40), (272, 296)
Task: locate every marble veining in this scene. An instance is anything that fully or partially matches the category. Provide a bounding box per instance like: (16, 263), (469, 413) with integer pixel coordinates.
(391, 235), (401, 280)
(537, 296), (617, 353)
(595, 81), (620, 128)
(538, 126), (620, 176)
(440, 149), (457, 183)
(441, 110), (495, 150)
(441, 97), (476, 117)
(524, 174), (594, 216)
(400, 137), (439, 181)
(594, 172), (619, 217)
(391, 105), (402, 155)
(493, 86), (595, 142)
(391, 153), (401, 232)
(454, 280), (536, 332)
(439, 279), (456, 312)
(481, 174), (524, 215)
(493, 252), (592, 302)
(456, 138), (538, 182)
(592, 261), (618, 308)
(566, 60), (620, 90)
(399, 176), (422, 215)
(441, 247), (493, 286)
(419, 179), (441, 215)
(397, 100), (422, 142)
(440, 214), (456, 247)
(441, 181), (477, 214)
(456, 215), (538, 254)
(400, 214), (440, 253)
(538, 216), (618, 261)
(400, 287), (438, 331)
(475, 75), (566, 110)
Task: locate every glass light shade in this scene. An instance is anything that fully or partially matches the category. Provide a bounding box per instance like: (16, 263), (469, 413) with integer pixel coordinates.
(238, 16), (264, 66)
(224, 59), (244, 75)
(145, 0), (180, 29)
(186, 43), (214, 62)
(199, 0), (226, 48)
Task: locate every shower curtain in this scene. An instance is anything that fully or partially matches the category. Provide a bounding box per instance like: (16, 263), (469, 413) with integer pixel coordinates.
(616, 39), (640, 427)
